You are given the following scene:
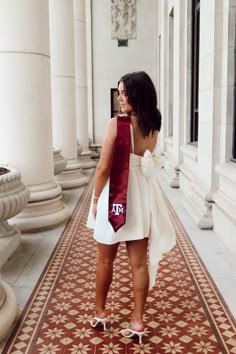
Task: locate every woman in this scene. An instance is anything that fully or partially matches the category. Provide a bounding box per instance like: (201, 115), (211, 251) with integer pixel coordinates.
(87, 71), (175, 343)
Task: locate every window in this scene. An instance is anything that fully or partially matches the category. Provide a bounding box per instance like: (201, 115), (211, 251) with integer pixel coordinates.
(190, 0), (200, 143)
(111, 89), (119, 117)
(118, 39), (128, 47)
(232, 17), (236, 161)
(168, 8), (174, 137)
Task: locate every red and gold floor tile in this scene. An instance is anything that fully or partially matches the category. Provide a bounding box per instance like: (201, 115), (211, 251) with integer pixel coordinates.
(3, 177), (236, 353)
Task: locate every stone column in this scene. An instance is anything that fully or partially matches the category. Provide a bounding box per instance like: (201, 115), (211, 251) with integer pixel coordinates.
(73, 0), (96, 169)
(159, 0), (169, 151)
(0, 0), (69, 231)
(85, 0), (94, 144)
(161, 0), (186, 188)
(168, 1), (186, 188)
(180, 0), (222, 230)
(49, 0), (88, 189)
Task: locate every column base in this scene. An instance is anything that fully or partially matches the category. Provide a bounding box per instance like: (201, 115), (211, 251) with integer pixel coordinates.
(180, 165), (214, 230)
(0, 222), (21, 268)
(213, 163), (236, 258)
(77, 143), (83, 156)
(89, 144), (102, 159)
(53, 148), (67, 176)
(56, 158), (88, 189)
(170, 175), (180, 188)
(11, 181), (69, 232)
(213, 201), (236, 258)
(77, 148), (97, 169)
(0, 281), (18, 342)
(163, 153), (180, 188)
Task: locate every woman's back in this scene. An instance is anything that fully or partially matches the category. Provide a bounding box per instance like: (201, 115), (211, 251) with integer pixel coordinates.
(130, 116), (158, 156)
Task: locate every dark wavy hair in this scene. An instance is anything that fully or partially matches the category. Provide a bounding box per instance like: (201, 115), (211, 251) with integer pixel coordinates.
(118, 71), (162, 137)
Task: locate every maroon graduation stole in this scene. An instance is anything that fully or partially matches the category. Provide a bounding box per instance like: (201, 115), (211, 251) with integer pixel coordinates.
(108, 115), (131, 232)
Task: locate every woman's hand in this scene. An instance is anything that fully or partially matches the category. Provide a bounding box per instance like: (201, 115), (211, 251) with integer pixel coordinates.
(92, 203), (97, 220)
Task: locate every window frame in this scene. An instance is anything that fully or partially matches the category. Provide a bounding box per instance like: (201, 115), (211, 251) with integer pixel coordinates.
(190, 0), (200, 144)
(232, 16), (236, 162)
(168, 7), (174, 137)
(110, 88), (119, 118)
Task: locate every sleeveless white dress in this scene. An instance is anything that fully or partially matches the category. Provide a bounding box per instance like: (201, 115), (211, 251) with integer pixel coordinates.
(87, 125), (176, 289)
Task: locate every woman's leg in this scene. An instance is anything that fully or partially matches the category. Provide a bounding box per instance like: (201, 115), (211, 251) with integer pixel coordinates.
(95, 242), (120, 318)
(126, 238), (149, 331)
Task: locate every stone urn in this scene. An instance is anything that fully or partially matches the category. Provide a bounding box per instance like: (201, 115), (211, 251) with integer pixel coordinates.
(0, 275), (18, 342)
(0, 165), (30, 267)
(0, 165), (29, 342)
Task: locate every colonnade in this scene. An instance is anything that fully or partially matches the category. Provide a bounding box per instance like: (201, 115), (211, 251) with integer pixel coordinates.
(0, 0), (94, 341)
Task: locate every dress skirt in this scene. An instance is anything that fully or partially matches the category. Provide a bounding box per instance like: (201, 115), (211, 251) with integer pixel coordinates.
(87, 150), (176, 289)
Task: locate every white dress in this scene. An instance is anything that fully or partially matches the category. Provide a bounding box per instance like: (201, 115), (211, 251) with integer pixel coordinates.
(87, 126), (176, 289)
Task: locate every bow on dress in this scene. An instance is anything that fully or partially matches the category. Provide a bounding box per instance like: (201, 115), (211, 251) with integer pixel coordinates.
(140, 150), (164, 178)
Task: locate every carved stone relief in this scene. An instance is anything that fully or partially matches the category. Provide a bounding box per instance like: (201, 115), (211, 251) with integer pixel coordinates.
(111, 0), (136, 40)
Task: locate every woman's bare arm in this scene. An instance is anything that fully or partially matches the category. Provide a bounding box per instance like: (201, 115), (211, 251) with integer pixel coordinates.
(93, 117), (117, 204)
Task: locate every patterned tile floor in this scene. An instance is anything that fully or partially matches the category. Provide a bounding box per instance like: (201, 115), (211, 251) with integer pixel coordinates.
(2, 177), (236, 354)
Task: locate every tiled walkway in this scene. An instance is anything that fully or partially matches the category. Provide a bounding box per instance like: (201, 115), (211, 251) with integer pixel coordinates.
(2, 172), (236, 353)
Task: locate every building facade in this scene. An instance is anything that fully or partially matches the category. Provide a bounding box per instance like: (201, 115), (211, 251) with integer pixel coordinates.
(156, 0), (236, 257)
(0, 0), (235, 342)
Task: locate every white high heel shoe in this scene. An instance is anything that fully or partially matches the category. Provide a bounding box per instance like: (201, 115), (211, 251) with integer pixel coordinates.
(90, 316), (109, 330)
(120, 328), (145, 344)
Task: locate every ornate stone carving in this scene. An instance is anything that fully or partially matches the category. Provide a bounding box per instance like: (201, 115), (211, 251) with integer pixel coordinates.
(0, 280), (5, 308)
(0, 165), (30, 267)
(0, 166), (25, 341)
(0, 166), (29, 234)
(111, 0), (136, 40)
